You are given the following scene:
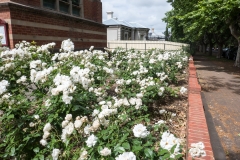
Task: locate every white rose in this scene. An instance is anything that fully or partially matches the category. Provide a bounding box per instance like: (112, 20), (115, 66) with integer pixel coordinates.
(115, 152), (136, 160)
(65, 114), (72, 121)
(29, 122), (35, 127)
(40, 139), (48, 146)
(99, 147), (111, 156)
(85, 134), (98, 147)
(43, 123), (51, 132)
(62, 120), (69, 128)
(65, 122), (74, 135)
(74, 119), (83, 129)
(52, 148), (61, 160)
(34, 115), (39, 119)
(16, 71), (21, 76)
(132, 124), (149, 138)
(78, 150), (88, 160)
(43, 131), (50, 139)
(92, 119), (100, 131)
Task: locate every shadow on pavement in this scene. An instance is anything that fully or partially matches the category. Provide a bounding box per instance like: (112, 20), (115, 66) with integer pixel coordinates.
(193, 53), (240, 95)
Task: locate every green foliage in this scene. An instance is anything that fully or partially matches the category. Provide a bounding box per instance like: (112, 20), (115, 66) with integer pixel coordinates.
(163, 0), (240, 47)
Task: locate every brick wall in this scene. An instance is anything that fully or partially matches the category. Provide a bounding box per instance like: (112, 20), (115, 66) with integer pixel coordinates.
(187, 57), (214, 160)
(0, 2), (107, 49)
(10, 0), (41, 7)
(3, 0), (103, 23)
(0, 5), (10, 20)
(83, 0), (102, 23)
(0, 4), (12, 46)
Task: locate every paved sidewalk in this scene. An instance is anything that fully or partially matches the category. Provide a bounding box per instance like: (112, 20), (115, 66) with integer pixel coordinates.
(193, 52), (240, 160)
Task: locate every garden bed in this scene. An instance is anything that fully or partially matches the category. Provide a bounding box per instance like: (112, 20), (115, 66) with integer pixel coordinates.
(0, 39), (189, 159)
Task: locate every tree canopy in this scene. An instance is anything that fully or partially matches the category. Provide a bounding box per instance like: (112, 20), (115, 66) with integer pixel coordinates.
(163, 0), (240, 66)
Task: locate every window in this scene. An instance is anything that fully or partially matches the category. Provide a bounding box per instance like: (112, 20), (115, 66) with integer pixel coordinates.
(43, 0), (56, 10)
(42, 0), (82, 17)
(72, 0), (80, 6)
(72, 0), (81, 16)
(59, 0), (69, 14)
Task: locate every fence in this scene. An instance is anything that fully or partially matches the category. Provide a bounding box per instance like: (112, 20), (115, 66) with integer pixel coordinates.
(107, 40), (190, 51)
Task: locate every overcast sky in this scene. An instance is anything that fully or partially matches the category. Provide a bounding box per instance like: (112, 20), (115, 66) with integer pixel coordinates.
(101, 0), (172, 36)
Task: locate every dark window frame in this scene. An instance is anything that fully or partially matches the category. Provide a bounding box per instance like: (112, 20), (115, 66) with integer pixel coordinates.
(42, 0), (82, 17)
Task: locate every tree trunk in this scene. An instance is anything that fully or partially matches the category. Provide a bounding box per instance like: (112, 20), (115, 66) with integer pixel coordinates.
(209, 43), (213, 56)
(199, 45), (202, 52)
(217, 44), (223, 58)
(229, 23), (240, 67)
(203, 44), (207, 54)
(235, 44), (240, 67)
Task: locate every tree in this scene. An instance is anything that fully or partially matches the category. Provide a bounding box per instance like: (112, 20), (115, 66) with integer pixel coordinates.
(163, 0), (201, 43)
(164, 0), (240, 67)
(214, 25), (231, 58)
(165, 24), (169, 41)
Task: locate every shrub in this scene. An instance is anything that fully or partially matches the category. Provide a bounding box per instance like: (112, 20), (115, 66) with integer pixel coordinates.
(0, 39), (189, 159)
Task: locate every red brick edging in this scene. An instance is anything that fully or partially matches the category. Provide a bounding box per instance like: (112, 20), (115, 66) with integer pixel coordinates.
(187, 57), (215, 160)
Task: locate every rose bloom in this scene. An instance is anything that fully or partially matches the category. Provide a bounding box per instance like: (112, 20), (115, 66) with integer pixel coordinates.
(64, 122), (74, 135)
(115, 152), (136, 160)
(191, 142), (205, 150)
(92, 119), (100, 131)
(79, 150), (88, 160)
(189, 148), (202, 157)
(43, 123), (51, 132)
(180, 87), (187, 94)
(85, 134), (98, 147)
(34, 115), (39, 119)
(65, 114), (72, 121)
(62, 120), (69, 128)
(29, 122), (35, 127)
(74, 119), (83, 129)
(84, 125), (91, 135)
(40, 139), (48, 146)
(52, 148), (61, 160)
(132, 124), (149, 138)
(99, 147), (111, 156)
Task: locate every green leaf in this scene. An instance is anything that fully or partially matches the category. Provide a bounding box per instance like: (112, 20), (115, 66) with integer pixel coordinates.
(102, 135), (108, 140)
(114, 145), (125, 154)
(162, 152), (170, 159)
(10, 147), (15, 156)
(175, 153), (183, 159)
(132, 140), (142, 146)
(119, 133), (129, 143)
(144, 148), (154, 158)
(158, 149), (169, 156)
(72, 105), (81, 111)
(23, 136), (30, 142)
(97, 146), (103, 153)
(122, 142), (130, 150)
(8, 114), (14, 119)
(39, 155), (44, 160)
(170, 144), (177, 154)
(132, 145), (143, 152)
(65, 139), (70, 147)
(33, 147), (39, 153)
(143, 141), (153, 147)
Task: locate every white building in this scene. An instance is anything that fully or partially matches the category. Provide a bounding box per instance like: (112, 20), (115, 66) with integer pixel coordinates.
(103, 11), (150, 41)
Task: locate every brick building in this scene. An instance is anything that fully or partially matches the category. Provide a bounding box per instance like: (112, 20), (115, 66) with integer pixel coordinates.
(0, 0), (107, 50)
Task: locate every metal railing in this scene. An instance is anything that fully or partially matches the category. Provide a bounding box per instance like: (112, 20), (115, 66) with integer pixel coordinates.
(107, 40), (190, 51)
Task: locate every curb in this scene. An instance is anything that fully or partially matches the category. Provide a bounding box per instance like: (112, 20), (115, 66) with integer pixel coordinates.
(186, 57), (214, 160)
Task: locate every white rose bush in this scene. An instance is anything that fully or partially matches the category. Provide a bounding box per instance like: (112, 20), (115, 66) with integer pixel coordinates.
(0, 38), (189, 159)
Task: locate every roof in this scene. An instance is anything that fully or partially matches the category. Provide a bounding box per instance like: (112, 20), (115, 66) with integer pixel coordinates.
(103, 18), (148, 29)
